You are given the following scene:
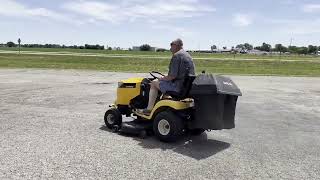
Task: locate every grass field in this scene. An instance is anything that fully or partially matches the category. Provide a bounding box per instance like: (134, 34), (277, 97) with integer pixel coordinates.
(1, 47), (320, 61)
(1, 51), (319, 76)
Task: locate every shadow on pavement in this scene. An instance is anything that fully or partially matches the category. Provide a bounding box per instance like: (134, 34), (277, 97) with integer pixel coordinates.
(100, 125), (230, 160)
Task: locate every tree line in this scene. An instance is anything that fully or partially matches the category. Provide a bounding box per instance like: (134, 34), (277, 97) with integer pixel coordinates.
(138, 44), (167, 52)
(1, 42), (106, 50)
(212, 42), (319, 55)
(1, 41), (319, 54)
(1, 42), (162, 51)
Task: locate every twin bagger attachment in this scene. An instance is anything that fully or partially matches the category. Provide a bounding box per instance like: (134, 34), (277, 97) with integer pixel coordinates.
(189, 74), (242, 130)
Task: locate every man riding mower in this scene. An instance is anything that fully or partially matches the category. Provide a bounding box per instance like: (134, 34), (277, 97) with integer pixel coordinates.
(104, 71), (242, 142)
(104, 39), (242, 142)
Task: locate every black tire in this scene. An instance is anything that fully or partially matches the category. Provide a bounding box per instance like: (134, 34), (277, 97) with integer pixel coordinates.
(104, 108), (122, 129)
(188, 128), (205, 136)
(153, 111), (184, 142)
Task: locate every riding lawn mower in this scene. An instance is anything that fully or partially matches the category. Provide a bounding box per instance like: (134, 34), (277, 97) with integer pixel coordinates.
(104, 71), (242, 142)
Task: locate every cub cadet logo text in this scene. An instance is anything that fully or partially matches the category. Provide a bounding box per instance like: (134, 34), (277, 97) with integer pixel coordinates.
(223, 81), (233, 86)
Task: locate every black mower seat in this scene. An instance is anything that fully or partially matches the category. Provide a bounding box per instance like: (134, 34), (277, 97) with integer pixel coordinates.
(165, 74), (196, 101)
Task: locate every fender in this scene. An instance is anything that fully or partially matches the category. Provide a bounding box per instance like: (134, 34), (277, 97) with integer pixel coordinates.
(135, 99), (194, 120)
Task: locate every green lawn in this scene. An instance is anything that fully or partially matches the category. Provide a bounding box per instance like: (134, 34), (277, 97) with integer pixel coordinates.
(0, 53), (319, 76)
(1, 47), (320, 61)
(0, 47), (171, 56)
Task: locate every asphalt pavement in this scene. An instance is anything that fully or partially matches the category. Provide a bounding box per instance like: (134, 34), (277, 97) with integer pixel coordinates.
(0, 69), (319, 179)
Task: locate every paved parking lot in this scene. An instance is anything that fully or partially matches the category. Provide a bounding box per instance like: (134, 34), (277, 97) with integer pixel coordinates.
(0, 69), (319, 179)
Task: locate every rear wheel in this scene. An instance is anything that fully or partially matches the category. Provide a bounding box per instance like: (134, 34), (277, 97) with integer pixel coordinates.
(153, 111), (184, 142)
(104, 108), (122, 129)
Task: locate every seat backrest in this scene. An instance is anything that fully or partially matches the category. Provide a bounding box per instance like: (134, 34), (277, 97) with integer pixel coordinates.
(179, 74), (196, 99)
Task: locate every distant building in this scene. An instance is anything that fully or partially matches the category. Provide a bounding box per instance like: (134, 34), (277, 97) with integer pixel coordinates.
(211, 48), (233, 53)
(194, 50), (214, 53)
(132, 46), (140, 51)
(112, 47), (122, 50)
(270, 51), (281, 55)
(132, 46), (157, 51)
(247, 49), (269, 55)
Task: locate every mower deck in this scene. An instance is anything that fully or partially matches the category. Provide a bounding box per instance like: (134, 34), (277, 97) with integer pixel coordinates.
(118, 119), (153, 138)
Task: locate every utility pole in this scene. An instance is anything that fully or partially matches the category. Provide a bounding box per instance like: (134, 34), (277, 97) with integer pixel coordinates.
(289, 38), (293, 47)
(18, 38), (21, 54)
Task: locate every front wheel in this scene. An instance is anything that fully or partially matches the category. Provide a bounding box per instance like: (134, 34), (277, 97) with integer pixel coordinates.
(153, 111), (184, 142)
(104, 108), (122, 129)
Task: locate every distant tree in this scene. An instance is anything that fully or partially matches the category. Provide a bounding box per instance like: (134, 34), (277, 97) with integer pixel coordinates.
(255, 43), (271, 52)
(156, 48), (167, 52)
(223, 46), (227, 50)
(108, 47), (112, 50)
(236, 44), (245, 50)
(244, 43), (253, 50)
(274, 44), (281, 52)
(275, 44), (288, 53)
(297, 47), (308, 55)
(236, 43), (253, 50)
(140, 44), (151, 51)
(84, 44), (104, 50)
(288, 46), (298, 54)
(264, 43), (271, 52)
(211, 45), (217, 50)
(6, 41), (16, 47)
(98, 45), (104, 50)
(308, 45), (318, 54)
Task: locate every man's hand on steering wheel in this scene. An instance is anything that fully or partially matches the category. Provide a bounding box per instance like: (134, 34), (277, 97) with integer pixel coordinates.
(149, 71), (165, 80)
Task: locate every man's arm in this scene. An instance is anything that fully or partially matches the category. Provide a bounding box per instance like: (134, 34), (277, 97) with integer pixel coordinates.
(161, 55), (180, 81)
(159, 75), (175, 81)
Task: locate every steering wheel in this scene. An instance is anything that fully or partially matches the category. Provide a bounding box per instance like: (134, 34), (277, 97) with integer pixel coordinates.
(149, 71), (165, 79)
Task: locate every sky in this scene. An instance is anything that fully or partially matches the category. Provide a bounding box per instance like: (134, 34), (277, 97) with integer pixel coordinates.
(0, 0), (320, 50)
